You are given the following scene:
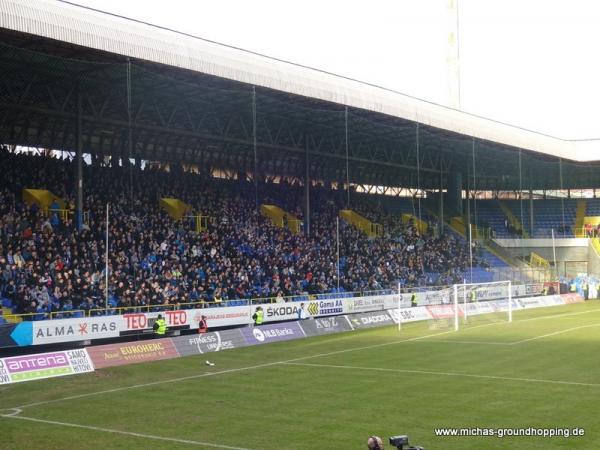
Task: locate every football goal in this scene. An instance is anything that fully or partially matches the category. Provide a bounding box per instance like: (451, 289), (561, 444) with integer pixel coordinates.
(395, 280), (513, 331)
(452, 280), (512, 330)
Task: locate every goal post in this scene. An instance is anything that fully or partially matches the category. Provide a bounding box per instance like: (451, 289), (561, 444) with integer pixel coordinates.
(395, 280), (513, 332)
(397, 281), (402, 331)
(453, 280), (512, 329)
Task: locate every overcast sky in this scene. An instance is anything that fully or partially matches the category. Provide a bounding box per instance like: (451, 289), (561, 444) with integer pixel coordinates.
(70, 0), (600, 140)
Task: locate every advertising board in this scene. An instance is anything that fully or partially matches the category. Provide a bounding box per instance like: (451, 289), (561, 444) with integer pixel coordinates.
(3, 289), (582, 349)
(240, 322), (305, 345)
(299, 316), (353, 336)
(0, 349), (94, 384)
(461, 301), (495, 316)
(87, 338), (180, 369)
(260, 302), (305, 322)
(0, 322), (31, 347)
(198, 306), (251, 328)
(260, 299), (346, 322)
(426, 304), (461, 320)
(347, 311), (394, 329)
(172, 329), (247, 357)
(33, 316), (119, 345)
(561, 293), (584, 304)
(387, 306), (433, 324)
(401, 284), (535, 307)
(30, 306), (251, 346)
(345, 295), (386, 313)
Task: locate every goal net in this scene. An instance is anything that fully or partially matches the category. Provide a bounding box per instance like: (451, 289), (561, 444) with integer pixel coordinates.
(453, 280), (512, 330)
(395, 281), (513, 331)
(395, 284), (456, 331)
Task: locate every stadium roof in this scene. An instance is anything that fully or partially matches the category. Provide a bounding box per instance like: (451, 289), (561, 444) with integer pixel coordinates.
(0, 0), (599, 190)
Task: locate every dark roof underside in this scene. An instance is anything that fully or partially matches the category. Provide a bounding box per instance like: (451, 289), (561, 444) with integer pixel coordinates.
(0, 28), (597, 191)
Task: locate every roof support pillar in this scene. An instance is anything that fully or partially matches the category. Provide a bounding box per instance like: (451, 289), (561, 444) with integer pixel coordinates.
(252, 86), (258, 211)
(344, 106), (350, 208)
(447, 171), (462, 216)
(76, 87), (83, 231)
(439, 163), (444, 234)
(304, 133), (310, 236)
(529, 187), (534, 236)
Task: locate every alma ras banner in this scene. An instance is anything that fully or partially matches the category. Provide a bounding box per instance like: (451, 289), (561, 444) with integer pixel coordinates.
(0, 349), (94, 384)
(31, 306), (251, 346)
(33, 316), (119, 345)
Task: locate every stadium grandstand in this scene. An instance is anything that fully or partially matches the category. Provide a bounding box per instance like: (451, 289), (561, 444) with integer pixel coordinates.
(0, 0), (599, 322)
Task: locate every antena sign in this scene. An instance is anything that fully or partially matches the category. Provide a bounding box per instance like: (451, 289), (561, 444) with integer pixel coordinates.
(0, 349), (94, 384)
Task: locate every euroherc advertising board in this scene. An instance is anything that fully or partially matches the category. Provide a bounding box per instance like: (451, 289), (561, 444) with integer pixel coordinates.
(87, 338), (180, 369)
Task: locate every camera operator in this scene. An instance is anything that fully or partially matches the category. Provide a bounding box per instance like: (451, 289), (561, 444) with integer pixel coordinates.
(367, 436), (384, 450)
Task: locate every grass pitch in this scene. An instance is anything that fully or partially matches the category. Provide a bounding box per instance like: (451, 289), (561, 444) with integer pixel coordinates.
(2, 301), (600, 449)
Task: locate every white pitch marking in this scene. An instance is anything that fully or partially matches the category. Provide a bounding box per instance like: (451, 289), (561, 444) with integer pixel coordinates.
(0, 414), (252, 450)
(512, 307), (600, 323)
(16, 360), (286, 409)
(0, 408), (22, 417)
(422, 339), (509, 346)
(11, 305), (600, 411)
(13, 329), (455, 410)
(282, 362), (600, 388)
(510, 323), (600, 345)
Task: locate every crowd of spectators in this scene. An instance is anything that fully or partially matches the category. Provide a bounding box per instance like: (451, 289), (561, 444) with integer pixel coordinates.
(0, 147), (486, 319)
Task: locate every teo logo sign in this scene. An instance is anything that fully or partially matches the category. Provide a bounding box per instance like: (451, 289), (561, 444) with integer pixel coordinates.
(124, 311), (188, 330)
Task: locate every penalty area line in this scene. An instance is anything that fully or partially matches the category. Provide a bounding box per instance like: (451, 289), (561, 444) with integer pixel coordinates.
(282, 362), (600, 388)
(510, 323), (600, 345)
(0, 414), (253, 450)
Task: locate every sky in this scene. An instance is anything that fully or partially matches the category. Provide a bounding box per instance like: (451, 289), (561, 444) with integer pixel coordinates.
(69, 0), (600, 140)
